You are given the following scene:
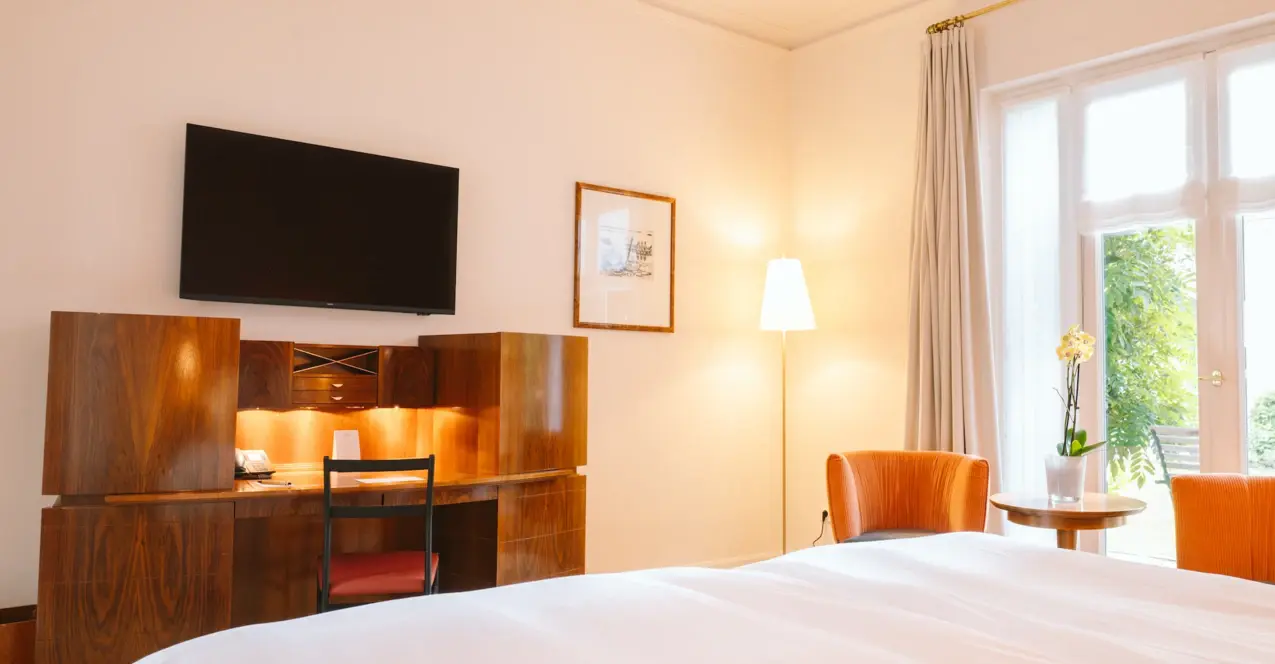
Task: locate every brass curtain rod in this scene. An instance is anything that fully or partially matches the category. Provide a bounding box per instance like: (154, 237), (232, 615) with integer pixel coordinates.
(926, 0), (1022, 34)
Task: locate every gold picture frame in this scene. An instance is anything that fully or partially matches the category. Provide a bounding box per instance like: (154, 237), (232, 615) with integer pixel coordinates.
(573, 182), (676, 333)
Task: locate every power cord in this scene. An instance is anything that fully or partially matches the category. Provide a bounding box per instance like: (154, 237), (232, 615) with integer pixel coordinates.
(811, 510), (829, 547)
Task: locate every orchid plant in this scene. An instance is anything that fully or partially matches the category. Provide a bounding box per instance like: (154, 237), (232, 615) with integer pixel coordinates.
(1056, 325), (1106, 457)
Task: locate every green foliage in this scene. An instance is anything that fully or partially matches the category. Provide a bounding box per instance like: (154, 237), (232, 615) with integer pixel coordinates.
(1057, 428), (1105, 457)
(1250, 392), (1275, 473)
(1103, 225), (1198, 491)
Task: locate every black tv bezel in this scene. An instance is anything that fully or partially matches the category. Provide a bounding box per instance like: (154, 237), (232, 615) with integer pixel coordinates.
(178, 124), (459, 317)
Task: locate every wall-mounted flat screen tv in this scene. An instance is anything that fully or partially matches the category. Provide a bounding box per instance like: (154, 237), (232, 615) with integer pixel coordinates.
(180, 124), (459, 315)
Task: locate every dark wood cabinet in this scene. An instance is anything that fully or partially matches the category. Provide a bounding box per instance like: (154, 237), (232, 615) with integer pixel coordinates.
(378, 345), (435, 408)
(237, 341), (292, 409)
(499, 334), (588, 474)
(421, 333), (587, 476)
(36, 502), (234, 663)
(43, 312), (240, 496)
(496, 475), (586, 585)
(235, 342), (434, 409)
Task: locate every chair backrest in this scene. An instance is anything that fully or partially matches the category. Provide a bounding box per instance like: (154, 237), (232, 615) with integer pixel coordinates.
(1172, 474), (1275, 583)
(320, 455), (435, 609)
(826, 451), (988, 542)
(1151, 426), (1200, 484)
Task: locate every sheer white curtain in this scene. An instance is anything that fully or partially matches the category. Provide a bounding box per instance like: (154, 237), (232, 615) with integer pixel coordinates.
(999, 98), (1062, 543)
(904, 27), (1002, 498)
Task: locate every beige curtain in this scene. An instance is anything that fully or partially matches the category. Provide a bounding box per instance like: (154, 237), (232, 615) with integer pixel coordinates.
(904, 27), (1000, 488)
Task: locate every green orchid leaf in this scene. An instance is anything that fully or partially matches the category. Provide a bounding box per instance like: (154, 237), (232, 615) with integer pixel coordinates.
(1075, 429), (1088, 446)
(1074, 442), (1107, 456)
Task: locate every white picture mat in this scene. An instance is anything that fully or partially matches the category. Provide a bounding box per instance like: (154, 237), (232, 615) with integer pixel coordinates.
(576, 188), (673, 330)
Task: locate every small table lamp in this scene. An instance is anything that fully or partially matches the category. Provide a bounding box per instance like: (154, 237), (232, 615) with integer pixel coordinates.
(760, 258), (815, 553)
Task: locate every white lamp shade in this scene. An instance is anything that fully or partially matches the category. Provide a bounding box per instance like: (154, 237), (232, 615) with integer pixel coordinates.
(760, 258), (816, 332)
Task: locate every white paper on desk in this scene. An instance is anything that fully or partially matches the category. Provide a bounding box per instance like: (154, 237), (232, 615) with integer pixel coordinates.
(354, 476), (418, 485)
(249, 481), (291, 490)
(332, 430), (361, 460)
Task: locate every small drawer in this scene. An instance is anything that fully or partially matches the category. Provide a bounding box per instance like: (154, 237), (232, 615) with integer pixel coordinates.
(292, 387), (377, 405)
(293, 375), (376, 392)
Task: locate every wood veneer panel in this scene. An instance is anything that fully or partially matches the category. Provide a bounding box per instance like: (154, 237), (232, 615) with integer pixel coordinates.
(378, 346), (435, 408)
(420, 334), (502, 478)
(237, 341), (292, 409)
(43, 312), (240, 495)
(499, 333), (588, 474)
(496, 475), (585, 586)
(35, 503), (233, 664)
(0, 606), (35, 664)
(420, 333), (588, 477)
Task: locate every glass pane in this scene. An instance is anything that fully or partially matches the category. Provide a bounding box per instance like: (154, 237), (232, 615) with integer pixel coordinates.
(1228, 61), (1275, 180)
(1103, 222), (1198, 565)
(1084, 81), (1189, 202)
(1244, 211), (1275, 475)
(1000, 98), (1061, 545)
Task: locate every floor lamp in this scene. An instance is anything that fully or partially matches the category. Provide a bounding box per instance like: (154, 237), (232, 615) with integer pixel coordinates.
(760, 258), (816, 553)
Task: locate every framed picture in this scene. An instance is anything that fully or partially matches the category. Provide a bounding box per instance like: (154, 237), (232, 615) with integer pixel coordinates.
(574, 182), (676, 333)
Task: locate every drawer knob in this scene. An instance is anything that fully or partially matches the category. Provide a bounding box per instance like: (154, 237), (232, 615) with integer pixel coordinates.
(332, 383), (344, 388)
(331, 395), (344, 401)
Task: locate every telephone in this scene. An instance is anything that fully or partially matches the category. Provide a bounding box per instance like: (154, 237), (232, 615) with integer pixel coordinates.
(234, 449), (276, 480)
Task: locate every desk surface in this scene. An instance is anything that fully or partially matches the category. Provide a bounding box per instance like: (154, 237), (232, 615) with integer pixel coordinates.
(61, 468), (577, 505)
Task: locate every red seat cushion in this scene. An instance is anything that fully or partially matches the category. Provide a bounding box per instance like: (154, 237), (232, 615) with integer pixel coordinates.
(319, 551), (439, 597)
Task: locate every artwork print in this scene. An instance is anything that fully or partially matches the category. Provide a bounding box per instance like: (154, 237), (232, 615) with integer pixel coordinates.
(596, 219), (655, 280)
(573, 183), (675, 333)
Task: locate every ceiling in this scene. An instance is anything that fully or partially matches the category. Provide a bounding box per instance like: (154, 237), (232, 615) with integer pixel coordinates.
(640, 0), (926, 49)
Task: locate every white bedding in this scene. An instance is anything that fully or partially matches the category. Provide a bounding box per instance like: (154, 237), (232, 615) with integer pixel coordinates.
(142, 533), (1275, 663)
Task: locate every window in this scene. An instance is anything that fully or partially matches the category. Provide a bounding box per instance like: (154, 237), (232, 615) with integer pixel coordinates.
(992, 27), (1275, 561)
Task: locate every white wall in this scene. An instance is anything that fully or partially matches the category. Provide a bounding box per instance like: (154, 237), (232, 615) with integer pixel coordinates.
(786, 0), (1275, 549)
(7, 0), (1271, 608)
(0, 0), (790, 606)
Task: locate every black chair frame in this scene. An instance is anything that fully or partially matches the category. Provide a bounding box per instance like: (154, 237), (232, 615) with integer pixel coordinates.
(318, 454), (436, 613)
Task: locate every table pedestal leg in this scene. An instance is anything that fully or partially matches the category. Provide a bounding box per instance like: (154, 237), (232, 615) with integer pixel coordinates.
(1056, 529), (1078, 550)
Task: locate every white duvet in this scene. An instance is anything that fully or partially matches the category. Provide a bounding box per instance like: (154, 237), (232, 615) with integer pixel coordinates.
(142, 533), (1275, 663)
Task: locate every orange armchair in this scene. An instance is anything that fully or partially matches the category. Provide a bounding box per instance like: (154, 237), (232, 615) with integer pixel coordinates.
(826, 451), (989, 543)
(1172, 474), (1275, 582)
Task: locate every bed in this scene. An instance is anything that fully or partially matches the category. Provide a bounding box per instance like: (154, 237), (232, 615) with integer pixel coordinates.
(141, 533), (1275, 663)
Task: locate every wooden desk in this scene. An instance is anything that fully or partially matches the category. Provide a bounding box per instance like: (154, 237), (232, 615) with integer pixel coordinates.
(36, 316), (589, 664)
(990, 492), (1147, 550)
(38, 471), (585, 664)
(59, 467), (576, 505)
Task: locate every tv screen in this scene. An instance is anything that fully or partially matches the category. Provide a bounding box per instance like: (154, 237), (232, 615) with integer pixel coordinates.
(180, 124), (459, 315)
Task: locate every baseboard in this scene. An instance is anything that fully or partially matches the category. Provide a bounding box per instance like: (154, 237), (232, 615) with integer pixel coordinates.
(690, 552), (779, 569)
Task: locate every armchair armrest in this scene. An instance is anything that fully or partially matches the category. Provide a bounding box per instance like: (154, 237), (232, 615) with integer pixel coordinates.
(944, 456), (990, 533)
(826, 454), (864, 542)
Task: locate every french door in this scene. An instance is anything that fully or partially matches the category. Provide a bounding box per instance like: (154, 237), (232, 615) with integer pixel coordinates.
(1076, 40), (1275, 563)
(996, 28), (1275, 561)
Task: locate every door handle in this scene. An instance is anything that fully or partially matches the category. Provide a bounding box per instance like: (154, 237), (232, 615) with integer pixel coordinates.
(1199, 370), (1224, 387)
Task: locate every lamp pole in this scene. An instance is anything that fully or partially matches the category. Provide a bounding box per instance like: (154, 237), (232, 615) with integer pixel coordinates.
(781, 329), (788, 553)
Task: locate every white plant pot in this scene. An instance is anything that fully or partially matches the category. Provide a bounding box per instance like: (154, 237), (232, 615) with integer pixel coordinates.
(1045, 454), (1086, 503)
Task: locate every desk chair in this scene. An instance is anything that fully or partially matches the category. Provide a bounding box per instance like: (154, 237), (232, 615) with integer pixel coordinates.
(318, 455), (438, 613)
(826, 451), (989, 543)
(1172, 474), (1275, 583)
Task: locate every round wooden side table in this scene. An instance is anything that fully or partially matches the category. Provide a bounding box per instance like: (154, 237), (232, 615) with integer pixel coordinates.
(989, 492), (1147, 550)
